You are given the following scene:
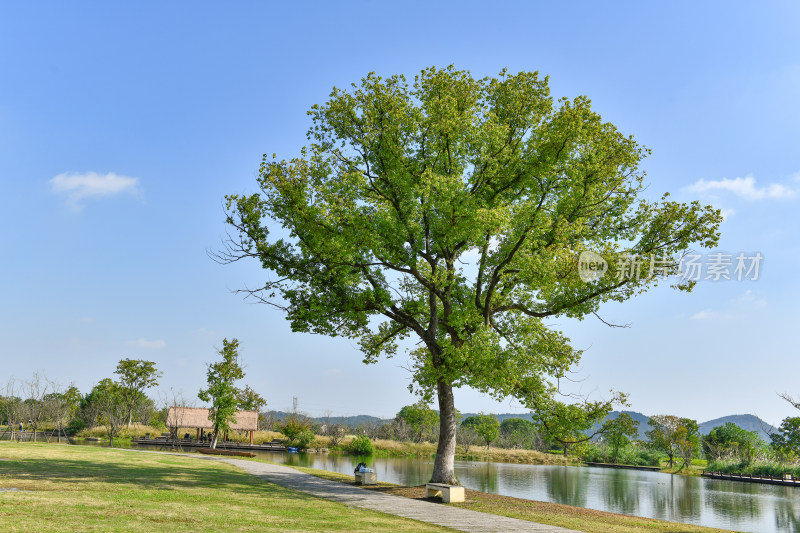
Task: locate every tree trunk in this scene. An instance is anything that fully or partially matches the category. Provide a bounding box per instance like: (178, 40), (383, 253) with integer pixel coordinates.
(430, 380), (458, 485)
(211, 432), (218, 449)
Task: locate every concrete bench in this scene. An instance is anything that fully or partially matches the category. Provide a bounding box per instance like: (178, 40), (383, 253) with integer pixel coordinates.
(425, 483), (465, 503)
(354, 471), (377, 485)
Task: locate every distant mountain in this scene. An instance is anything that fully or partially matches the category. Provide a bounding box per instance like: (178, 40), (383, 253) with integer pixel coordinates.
(699, 414), (777, 442)
(590, 411), (777, 442)
(263, 409), (778, 438)
(263, 410), (390, 429)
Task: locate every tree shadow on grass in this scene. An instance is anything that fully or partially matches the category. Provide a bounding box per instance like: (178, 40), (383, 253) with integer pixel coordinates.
(0, 452), (311, 499)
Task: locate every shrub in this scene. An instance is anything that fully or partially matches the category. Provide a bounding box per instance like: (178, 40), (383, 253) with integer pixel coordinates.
(348, 435), (375, 455)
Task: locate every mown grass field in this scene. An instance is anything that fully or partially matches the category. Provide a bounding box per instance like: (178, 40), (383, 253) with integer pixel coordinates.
(0, 443), (449, 532)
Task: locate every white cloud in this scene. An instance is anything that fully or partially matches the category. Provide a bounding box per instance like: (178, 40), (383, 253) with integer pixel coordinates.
(127, 338), (166, 350)
(686, 175), (796, 201)
(691, 310), (735, 320)
(735, 289), (767, 309)
(49, 171), (140, 211)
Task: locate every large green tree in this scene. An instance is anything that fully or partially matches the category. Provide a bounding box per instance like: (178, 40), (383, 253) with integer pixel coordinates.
(198, 338), (245, 448)
(219, 66), (721, 483)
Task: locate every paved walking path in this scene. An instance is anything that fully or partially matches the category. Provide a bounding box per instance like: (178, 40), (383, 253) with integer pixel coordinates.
(202, 455), (582, 533)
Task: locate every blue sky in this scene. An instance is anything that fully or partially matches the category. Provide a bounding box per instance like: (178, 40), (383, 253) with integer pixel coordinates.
(1, 2), (799, 425)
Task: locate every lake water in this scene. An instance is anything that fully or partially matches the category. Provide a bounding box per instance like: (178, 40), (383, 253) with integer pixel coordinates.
(80, 442), (800, 532)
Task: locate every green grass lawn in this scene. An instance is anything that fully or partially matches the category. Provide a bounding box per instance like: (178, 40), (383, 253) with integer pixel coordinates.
(0, 443), (450, 532)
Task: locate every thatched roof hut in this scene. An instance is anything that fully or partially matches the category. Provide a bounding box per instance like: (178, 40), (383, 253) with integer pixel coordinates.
(166, 407), (258, 431)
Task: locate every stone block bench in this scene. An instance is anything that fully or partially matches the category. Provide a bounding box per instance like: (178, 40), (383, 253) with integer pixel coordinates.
(354, 471), (377, 485)
(425, 483), (465, 503)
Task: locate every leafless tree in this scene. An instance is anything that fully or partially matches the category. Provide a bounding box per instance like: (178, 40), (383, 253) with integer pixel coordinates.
(779, 393), (800, 411)
(23, 372), (49, 442)
(45, 380), (81, 443)
(320, 411), (346, 448)
(457, 425), (481, 454)
(3, 378), (22, 441)
(159, 387), (194, 445)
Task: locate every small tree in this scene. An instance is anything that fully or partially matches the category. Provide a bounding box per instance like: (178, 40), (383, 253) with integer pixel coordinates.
(605, 413), (639, 463)
(646, 415), (699, 468)
(114, 359), (162, 428)
(457, 424), (481, 454)
(462, 414), (500, 450)
(93, 379), (128, 447)
(533, 394), (623, 456)
(276, 414), (315, 448)
(396, 402), (439, 443)
(703, 422), (762, 463)
(44, 382), (81, 443)
(198, 338), (245, 448)
(499, 418), (539, 449)
(237, 385), (266, 411)
(23, 372), (49, 442)
(2, 378), (22, 441)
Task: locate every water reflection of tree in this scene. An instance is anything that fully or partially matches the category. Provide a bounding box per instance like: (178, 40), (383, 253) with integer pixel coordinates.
(602, 469), (638, 515)
(546, 466), (588, 508)
(774, 487), (800, 533)
(648, 474), (703, 522)
(702, 480), (762, 526)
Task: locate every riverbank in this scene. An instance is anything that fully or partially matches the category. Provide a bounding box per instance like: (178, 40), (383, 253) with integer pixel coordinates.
(295, 466), (733, 533)
(0, 442), (449, 532)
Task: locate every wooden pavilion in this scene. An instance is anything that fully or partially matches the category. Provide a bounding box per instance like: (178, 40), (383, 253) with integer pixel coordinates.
(166, 406), (259, 444)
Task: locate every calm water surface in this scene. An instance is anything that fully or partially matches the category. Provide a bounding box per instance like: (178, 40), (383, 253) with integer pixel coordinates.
(263, 451), (800, 533)
(83, 443), (800, 532)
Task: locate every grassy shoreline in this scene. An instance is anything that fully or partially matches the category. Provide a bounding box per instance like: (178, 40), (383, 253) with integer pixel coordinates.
(294, 465), (733, 533)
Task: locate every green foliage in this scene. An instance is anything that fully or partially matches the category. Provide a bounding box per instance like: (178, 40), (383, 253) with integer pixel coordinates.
(771, 417), (800, 458)
(348, 434), (375, 455)
(604, 413), (639, 463)
(499, 417), (538, 449)
(462, 413), (500, 449)
(707, 458), (800, 479)
(276, 414), (315, 448)
(198, 338), (246, 448)
(396, 402), (439, 443)
(220, 65), (722, 481)
(704, 422), (763, 462)
(646, 415), (701, 468)
(114, 359), (162, 427)
(533, 393), (622, 456)
(237, 385), (267, 411)
(582, 442), (661, 467)
(92, 378), (128, 447)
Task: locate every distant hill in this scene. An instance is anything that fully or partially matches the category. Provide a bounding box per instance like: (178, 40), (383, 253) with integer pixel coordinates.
(263, 410), (389, 429)
(699, 414), (777, 441)
(263, 409), (778, 438)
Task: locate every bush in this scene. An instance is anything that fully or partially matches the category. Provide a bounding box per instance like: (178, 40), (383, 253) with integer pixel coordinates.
(276, 414), (314, 447)
(347, 435), (375, 455)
